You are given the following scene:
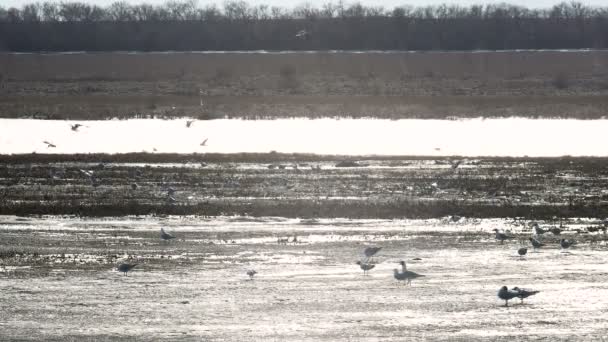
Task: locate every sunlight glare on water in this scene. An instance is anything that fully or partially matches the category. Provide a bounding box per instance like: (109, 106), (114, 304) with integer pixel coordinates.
(0, 117), (606, 156)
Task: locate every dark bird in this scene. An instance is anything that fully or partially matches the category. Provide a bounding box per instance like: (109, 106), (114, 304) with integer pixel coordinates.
(160, 228), (176, 241)
(356, 261), (375, 275)
(363, 246), (382, 261)
(247, 269), (257, 280)
(497, 286), (520, 306)
(200, 138), (208, 146)
(560, 239), (575, 250)
(186, 120), (195, 128)
(529, 237), (545, 250)
(131, 183), (138, 190)
(550, 227), (562, 235)
(70, 123), (83, 131)
(493, 229), (514, 244)
(43, 141), (56, 148)
(396, 261), (425, 286)
(518, 247), (527, 257)
(117, 263), (138, 276)
(530, 222), (546, 235)
(512, 287), (540, 304)
(450, 159), (462, 170)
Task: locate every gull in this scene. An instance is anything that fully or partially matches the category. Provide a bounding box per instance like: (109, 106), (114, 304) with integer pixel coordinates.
(518, 247), (527, 258)
(363, 246), (382, 262)
(247, 269), (257, 280)
(512, 287), (540, 304)
(43, 141), (56, 148)
(560, 239), (575, 250)
(200, 138), (208, 146)
(295, 29), (309, 39)
(396, 261), (425, 286)
(160, 228), (176, 241)
(529, 237), (545, 250)
(497, 286), (520, 306)
(493, 229), (514, 244)
(70, 124), (83, 131)
(117, 263), (138, 276)
(186, 120), (195, 128)
(356, 261), (375, 275)
(167, 187), (176, 196)
(550, 227), (562, 235)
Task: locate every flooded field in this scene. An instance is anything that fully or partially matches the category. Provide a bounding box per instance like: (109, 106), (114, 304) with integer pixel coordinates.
(2, 118), (608, 156)
(1, 215), (608, 341)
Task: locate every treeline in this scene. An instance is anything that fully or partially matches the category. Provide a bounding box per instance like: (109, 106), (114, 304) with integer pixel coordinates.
(1, 1), (608, 51)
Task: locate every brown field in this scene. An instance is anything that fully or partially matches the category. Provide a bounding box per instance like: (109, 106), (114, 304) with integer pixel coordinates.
(1, 51), (608, 120)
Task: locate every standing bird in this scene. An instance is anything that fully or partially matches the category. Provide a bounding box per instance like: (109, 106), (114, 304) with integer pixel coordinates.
(497, 286), (520, 306)
(531, 222), (546, 235)
(117, 263), (138, 276)
(186, 120), (195, 128)
(246, 269), (257, 280)
(43, 141), (56, 148)
(550, 227), (562, 235)
(70, 124), (83, 131)
(131, 183), (138, 190)
(356, 261), (375, 276)
(529, 237), (544, 250)
(517, 247), (527, 258)
(560, 239), (575, 250)
(396, 261), (425, 286)
(512, 287), (540, 304)
(160, 228), (176, 241)
(493, 229), (514, 244)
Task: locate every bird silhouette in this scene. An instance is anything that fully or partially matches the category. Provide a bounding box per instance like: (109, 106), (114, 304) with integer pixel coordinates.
(247, 269), (257, 280)
(529, 237), (544, 250)
(117, 263), (138, 276)
(70, 124), (83, 131)
(295, 29), (309, 39)
(512, 287), (540, 304)
(550, 227), (562, 235)
(356, 261), (375, 275)
(363, 246), (382, 262)
(200, 138), (208, 146)
(560, 239), (575, 250)
(395, 261), (425, 286)
(43, 141), (56, 148)
(160, 228), (176, 241)
(450, 160), (462, 170)
(517, 247), (527, 258)
(493, 229), (514, 244)
(497, 286), (520, 306)
(186, 120), (195, 128)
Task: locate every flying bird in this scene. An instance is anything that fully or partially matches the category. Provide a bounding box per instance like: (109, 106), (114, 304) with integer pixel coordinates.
(512, 287), (540, 304)
(363, 246), (382, 261)
(160, 228), (176, 241)
(186, 120), (195, 128)
(356, 261), (375, 276)
(295, 29), (309, 39)
(43, 141), (56, 148)
(450, 159), (462, 170)
(200, 138), (208, 146)
(117, 263), (138, 276)
(70, 124), (83, 131)
(247, 269), (257, 280)
(497, 286), (520, 306)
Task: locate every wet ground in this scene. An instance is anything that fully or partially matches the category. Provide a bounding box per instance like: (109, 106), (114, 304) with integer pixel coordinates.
(1, 215), (608, 341)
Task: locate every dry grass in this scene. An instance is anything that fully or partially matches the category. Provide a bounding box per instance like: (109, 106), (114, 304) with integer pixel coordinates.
(1, 51), (608, 120)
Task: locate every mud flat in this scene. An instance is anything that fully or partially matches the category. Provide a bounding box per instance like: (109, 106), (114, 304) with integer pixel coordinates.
(1, 215), (608, 341)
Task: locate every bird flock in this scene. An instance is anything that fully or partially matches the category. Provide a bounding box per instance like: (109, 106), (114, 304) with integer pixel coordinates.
(39, 119), (209, 153)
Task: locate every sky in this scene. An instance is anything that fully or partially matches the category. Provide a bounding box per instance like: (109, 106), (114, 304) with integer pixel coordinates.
(2, 0), (608, 9)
